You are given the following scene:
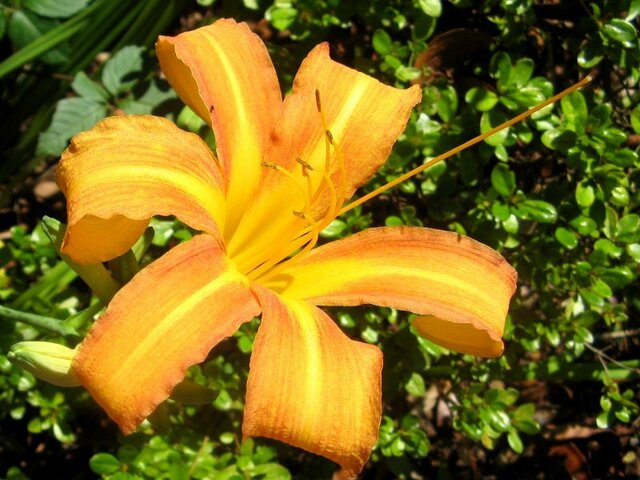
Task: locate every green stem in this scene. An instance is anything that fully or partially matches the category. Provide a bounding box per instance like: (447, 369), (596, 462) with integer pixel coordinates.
(0, 305), (78, 337)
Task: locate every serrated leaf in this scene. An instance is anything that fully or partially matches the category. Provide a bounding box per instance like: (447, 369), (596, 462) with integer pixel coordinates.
(101, 46), (145, 96)
(37, 98), (107, 156)
(24, 0), (90, 19)
(71, 71), (109, 102)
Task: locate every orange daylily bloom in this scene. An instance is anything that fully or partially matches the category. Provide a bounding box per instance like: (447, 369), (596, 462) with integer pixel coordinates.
(57, 19), (516, 476)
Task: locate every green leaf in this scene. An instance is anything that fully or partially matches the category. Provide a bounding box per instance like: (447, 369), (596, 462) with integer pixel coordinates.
(101, 45), (145, 96)
(435, 86), (457, 122)
(480, 110), (510, 146)
(591, 278), (612, 298)
(89, 453), (121, 475)
(627, 243), (640, 261)
(514, 199), (557, 223)
(511, 58), (534, 87)
(555, 227), (578, 249)
(405, 373), (426, 396)
(561, 91), (587, 134)
(418, 0), (442, 17)
(490, 52), (512, 88)
(507, 429), (523, 453)
(491, 163), (515, 197)
(71, 71), (110, 102)
(266, 5), (298, 30)
(631, 105), (640, 134)
(372, 29), (392, 55)
(7, 10), (68, 64)
(24, 0), (90, 19)
(578, 38), (604, 68)
(37, 97), (107, 156)
(628, 0), (640, 20)
(575, 182), (595, 208)
(465, 87), (499, 112)
(617, 214), (640, 243)
(321, 219), (347, 238)
(0, 11), (7, 40)
(602, 19), (637, 48)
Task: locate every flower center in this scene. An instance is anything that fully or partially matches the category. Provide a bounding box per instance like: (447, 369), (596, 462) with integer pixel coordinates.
(246, 91), (346, 282)
(246, 75), (592, 283)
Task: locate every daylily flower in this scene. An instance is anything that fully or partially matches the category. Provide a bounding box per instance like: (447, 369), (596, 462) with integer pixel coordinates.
(56, 19), (517, 476)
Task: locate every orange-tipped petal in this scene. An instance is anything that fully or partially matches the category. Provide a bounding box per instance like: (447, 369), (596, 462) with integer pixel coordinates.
(156, 19), (282, 233)
(244, 286), (382, 477)
(227, 43), (421, 269)
(263, 227), (517, 357)
(56, 115), (225, 264)
(72, 235), (259, 433)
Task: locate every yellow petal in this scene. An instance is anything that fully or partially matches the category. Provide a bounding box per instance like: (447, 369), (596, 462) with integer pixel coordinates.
(227, 43), (421, 272)
(263, 226), (517, 357)
(244, 286), (382, 477)
(156, 19), (282, 233)
(72, 235), (259, 433)
(56, 115), (226, 264)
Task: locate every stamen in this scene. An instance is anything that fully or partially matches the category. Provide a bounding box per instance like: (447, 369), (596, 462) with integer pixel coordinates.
(296, 157), (313, 171)
(248, 77), (593, 283)
(261, 162), (312, 214)
(325, 130), (334, 144)
(339, 75), (594, 216)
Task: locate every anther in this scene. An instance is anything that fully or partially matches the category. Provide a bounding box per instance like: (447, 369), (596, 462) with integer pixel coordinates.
(296, 157), (313, 171)
(261, 162), (278, 169)
(292, 210), (306, 218)
(315, 89), (322, 113)
(325, 130), (334, 144)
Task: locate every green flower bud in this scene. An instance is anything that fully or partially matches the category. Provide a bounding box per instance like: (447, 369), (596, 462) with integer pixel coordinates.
(7, 341), (80, 387)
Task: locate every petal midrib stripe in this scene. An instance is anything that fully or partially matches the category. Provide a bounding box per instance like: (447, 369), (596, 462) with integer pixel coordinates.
(109, 270), (240, 386)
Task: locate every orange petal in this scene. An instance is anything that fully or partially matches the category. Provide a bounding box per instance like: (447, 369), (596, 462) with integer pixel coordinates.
(244, 286), (382, 477)
(56, 115), (225, 264)
(156, 19), (282, 233)
(227, 44), (421, 271)
(263, 227), (517, 357)
(72, 235), (259, 433)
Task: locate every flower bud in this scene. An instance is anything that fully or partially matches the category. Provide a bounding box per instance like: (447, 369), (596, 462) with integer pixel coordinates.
(7, 341), (80, 387)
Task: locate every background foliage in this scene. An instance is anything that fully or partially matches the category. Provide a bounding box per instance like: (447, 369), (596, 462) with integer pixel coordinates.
(1, 0), (639, 478)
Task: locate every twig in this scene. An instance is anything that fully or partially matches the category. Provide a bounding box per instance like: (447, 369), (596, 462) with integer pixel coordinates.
(585, 342), (640, 374)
